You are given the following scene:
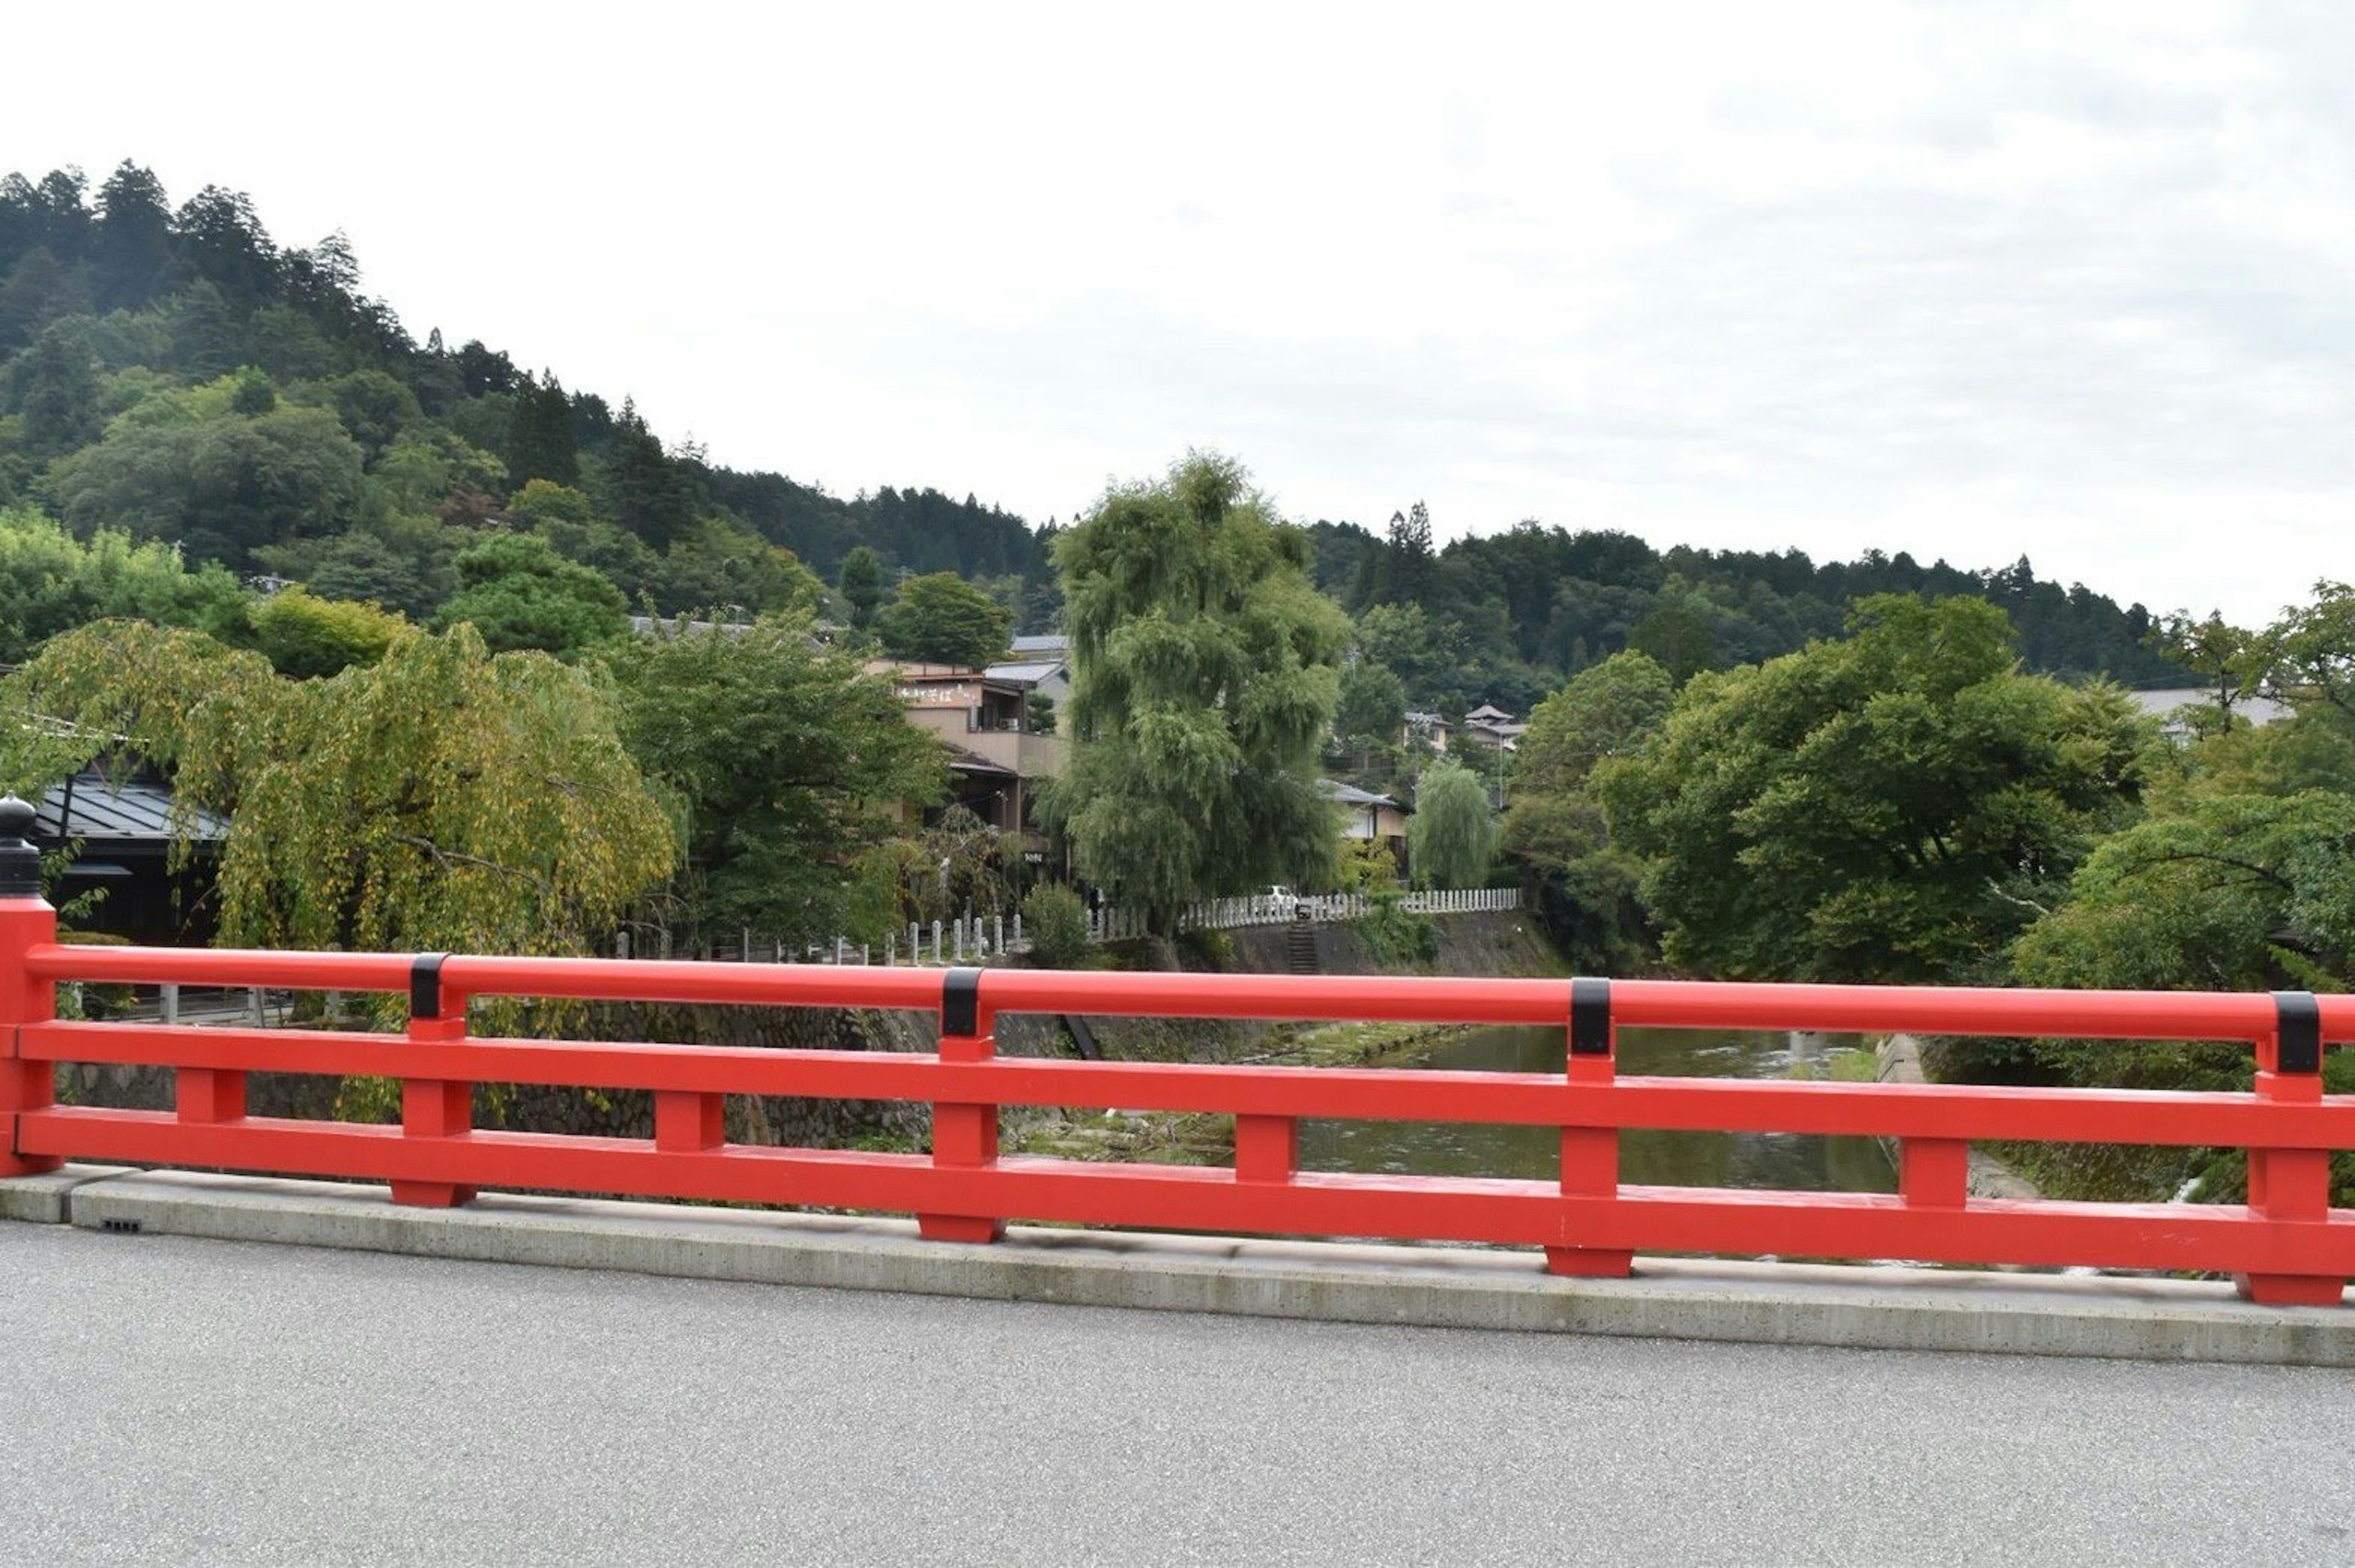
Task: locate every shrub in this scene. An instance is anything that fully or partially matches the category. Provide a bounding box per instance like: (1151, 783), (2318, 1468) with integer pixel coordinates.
(1022, 882), (1091, 968)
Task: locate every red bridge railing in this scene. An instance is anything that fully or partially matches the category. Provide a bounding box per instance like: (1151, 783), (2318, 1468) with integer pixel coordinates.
(2, 871), (2349, 1305)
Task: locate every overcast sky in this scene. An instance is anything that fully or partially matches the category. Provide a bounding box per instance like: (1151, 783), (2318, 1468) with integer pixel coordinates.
(10, 1), (2353, 625)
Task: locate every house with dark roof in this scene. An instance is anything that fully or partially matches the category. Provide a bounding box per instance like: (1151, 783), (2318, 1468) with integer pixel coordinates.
(1318, 778), (1409, 865)
(33, 768), (224, 945)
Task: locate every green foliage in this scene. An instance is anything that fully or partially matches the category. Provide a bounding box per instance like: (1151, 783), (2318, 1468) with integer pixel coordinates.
(1025, 690), (1057, 735)
(2014, 584), (2355, 998)
(6, 619), (676, 957)
(876, 570), (1013, 668)
(436, 532), (628, 657)
(1044, 451), (1350, 927)
(1353, 890), (1438, 967)
(506, 478), (596, 528)
(605, 614), (948, 946)
(2262, 579), (2355, 719)
(655, 516), (822, 619)
(1513, 651), (1674, 792)
(47, 398), (366, 567)
(0, 507), (250, 660)
(1599, 595), (2158, 983)
(1020, 881), (1091, 968)
(1504, 651), (1674, 969)
(1407, 756), (1498, 890)
(1335, 657), (1406, 755)
(250, 587), (407, 679)
(837, 545), (883, 631)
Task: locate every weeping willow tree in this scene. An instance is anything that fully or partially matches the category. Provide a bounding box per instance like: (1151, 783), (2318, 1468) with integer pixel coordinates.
(1407, 755), (1499, 890)
(1043, 451), (1348, 930)
(4, 619), (678, 957)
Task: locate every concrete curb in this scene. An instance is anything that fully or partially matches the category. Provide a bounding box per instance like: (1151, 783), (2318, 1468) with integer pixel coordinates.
(14, 1165), (2353, 1365)
(0, 1163), (136, 1223)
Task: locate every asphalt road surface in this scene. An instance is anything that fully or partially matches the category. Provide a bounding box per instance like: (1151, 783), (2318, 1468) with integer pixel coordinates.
(4, 1225), (2352, 1566)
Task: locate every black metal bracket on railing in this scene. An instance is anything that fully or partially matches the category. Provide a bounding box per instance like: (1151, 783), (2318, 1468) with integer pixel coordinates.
(1570, 977), (1612, 1056)
(2273, 990), (2322, 1075)
(411, 953), (451, 1022)
(942, 966), (984, 1038)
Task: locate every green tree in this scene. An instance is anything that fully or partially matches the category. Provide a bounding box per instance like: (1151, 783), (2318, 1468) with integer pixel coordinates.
(0, 508), (250, 661)
(653, 517), (823, 619)
(875, 571), (1012, 668)
(3, 318), (101, 457)
(507, 374), (580, 489)
(1504, 651), (1674, 968)
(1335, 657), (1406, 762)
(1043, 451), (1349, 927)
(594, 397), (699, 548)
(2153, 608), (2264, 725)
(2260, 580), (2355, 719)
(1407, 755), (1498, 889)
(1598, 595), (2156, 983)
(436, 532), (629, 657)
(4, 619), (676, 957)
(250, 587), (408, 679)
(1020, 881), (1091, 968)
(837, 545), (884, 632)
(606, 614), (946, 944)
(47, 402), (366, 567)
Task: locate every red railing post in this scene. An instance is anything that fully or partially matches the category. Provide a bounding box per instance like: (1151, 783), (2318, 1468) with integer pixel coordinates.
(0, 797), (61, 1177)
(1550, 978), (1633, 1278)
(1901, 1139), (1969, 1208)
(2239, 992), (2342, 1306)
(919, 968), (1004, 1243)
(392, 954), (476, 1208)
(1235, 1115), (1298, 1183)
(655, 1089), (726, 1153)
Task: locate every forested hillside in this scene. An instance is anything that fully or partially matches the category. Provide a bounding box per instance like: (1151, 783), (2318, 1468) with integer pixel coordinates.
(0, 159), (2177, 702)
(0, 161), (1057, 641)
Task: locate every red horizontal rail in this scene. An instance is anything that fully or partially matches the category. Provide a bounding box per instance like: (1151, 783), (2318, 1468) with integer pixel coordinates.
(24, 1021), (2355, 1150)
(18, 1109), (2355, 1277)
(4, 914), (2349, 1306)
(30, 943), (2355, 1043)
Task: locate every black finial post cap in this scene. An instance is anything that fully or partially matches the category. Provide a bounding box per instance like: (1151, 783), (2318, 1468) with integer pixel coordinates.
(0, 794), (39, 898)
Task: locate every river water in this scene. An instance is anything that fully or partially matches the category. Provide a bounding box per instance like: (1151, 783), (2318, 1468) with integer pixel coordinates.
(1295, 1025), (1897, 1193)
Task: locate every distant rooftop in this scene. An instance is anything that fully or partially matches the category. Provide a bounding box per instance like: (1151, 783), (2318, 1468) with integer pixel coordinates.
(1008, 633), (1069, 656)
(1317, 778), (1400, 809)
(984, 660), (1065, 686)
(35, 771), (225, 846)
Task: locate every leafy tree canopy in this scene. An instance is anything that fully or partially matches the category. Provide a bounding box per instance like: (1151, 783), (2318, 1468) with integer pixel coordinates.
(605, 614), (947, 944)
(435, 531), (628, 658)
(2, 619), (676, 957)
(875, 570), (1012, 668)
(1597, 595), (2158, 984)
(1044, 450), (1349, 925)
(1407, 755), (1498, 890)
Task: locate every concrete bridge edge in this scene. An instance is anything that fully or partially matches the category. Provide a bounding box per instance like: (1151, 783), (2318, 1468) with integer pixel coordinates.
(8, 1165), (2352, 1367)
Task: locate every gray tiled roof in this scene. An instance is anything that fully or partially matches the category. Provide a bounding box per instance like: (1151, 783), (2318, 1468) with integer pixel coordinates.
(984, 660), (1066, 686)
(34, 773), (226, 844)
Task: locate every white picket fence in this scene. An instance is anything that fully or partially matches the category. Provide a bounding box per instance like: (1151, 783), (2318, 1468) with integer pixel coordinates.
(621, 885), (1522, 968)
(1140, 885), (1521, 935)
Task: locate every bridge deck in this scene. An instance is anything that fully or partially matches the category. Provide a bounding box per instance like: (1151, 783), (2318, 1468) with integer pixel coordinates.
(4, 1225), (2351, 1565)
